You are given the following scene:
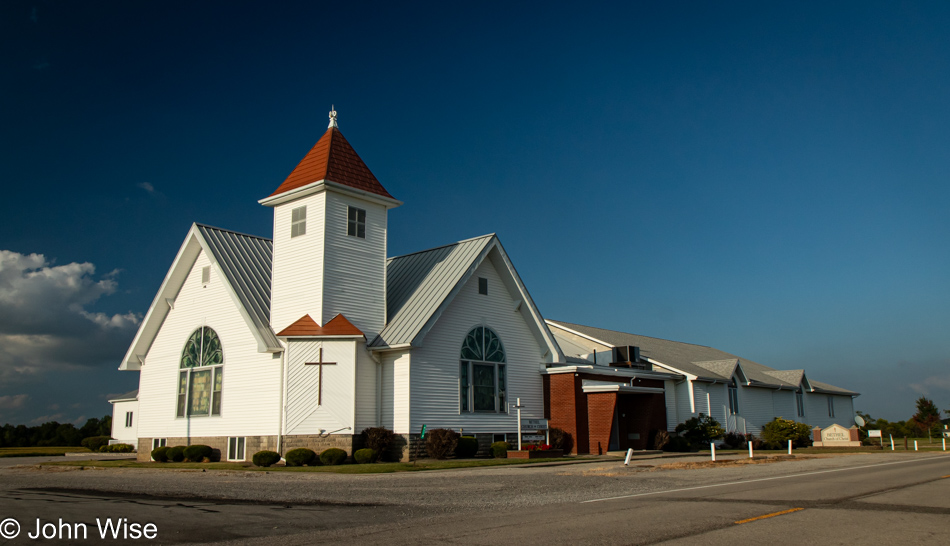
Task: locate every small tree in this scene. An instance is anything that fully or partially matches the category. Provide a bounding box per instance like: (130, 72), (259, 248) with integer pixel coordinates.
(760, 417), (813, 448)
(674, 415), (725, 447)
(909, 397), (942, 440)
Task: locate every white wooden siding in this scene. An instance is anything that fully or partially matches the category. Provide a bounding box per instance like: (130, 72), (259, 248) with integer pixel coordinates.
(664, 380), (678, 430)
(673, 381), (693, 424)
(407, 256), (545, 434)
(110, 400), (139, 445)
(804, 393), (855, 430)
(270, 192), (326, 333)
(137, 251), (281, 439)
(708, 383), (728, 425)
(392, 351), (411, 433)
(322, 192), (387, 339)
(379, 351), (399, 430)
(771, 390), (795, 421)
(284, 339), (356, 435)
(354, 345), (379, 432)
(737, 386), (772, 435)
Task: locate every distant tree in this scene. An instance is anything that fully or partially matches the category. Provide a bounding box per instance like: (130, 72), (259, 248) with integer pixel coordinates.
(909, 397), (942, 439)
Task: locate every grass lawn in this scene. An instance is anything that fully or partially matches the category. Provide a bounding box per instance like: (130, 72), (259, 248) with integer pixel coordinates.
(42, 456), (577, 474)
(0, 446), (91, 458)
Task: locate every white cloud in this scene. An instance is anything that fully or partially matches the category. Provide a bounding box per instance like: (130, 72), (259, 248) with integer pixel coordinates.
(0, 250), (141, 383)
(0, 394), (29, 410)
(908, 374), (950, 398)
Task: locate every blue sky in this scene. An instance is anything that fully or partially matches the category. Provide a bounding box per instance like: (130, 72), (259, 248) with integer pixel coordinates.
(1, 1), (948, 425)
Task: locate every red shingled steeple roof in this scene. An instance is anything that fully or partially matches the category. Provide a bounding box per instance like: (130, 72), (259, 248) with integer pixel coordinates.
(268, 127), (394, 200)
(275, 314), (365, 338)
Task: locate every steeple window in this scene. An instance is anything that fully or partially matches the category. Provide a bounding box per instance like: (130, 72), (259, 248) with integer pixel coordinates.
(347, 206), (366, 238)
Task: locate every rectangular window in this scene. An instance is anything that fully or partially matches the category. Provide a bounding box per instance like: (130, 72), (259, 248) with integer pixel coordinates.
(827, 397), (835, 417)
(478, 277), (488, 295)
(201, 266), (210, 285)
(188, 369), (212, 416)
(228, 437), (246, 461)
(459, 362), (469, 412)
(347, 206), (366, 238)
(291, 206), (307, 238)
(497, 364), (506, 411)
(177, 372), (188, 417)
(125, 411), (133, 428)
(796, 390), (805, 417)
(728, 383), (739, 415)
(212, 367), (223, 416)
(151, 438), (166, 450)
(472, 364), (496, 411)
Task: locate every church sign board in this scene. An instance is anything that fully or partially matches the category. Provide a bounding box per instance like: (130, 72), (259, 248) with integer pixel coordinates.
(812, 424), (861, 447)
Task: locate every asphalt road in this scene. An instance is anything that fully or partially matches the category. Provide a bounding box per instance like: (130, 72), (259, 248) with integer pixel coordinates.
(0, 452), (948, 544)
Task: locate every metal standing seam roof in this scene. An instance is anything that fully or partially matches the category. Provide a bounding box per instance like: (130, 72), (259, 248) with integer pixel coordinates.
(546, 319), (857, 395)
(194, 224), (280, 349)
(370, 234), (495, 348)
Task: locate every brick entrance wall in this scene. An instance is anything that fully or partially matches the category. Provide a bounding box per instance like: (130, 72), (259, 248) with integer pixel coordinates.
(587, 392), (618, 455)
(544, 373), (590, 454)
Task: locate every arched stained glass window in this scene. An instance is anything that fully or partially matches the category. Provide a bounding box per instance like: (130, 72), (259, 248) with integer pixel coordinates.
(459, 326), (506, 413)
(177, 327), (224, 417)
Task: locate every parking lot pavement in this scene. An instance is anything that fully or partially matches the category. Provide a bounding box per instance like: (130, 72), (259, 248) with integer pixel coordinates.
(0, 452), (947, 544)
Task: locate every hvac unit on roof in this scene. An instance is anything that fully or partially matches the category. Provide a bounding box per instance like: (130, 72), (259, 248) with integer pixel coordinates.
(611, 346), (647, 369)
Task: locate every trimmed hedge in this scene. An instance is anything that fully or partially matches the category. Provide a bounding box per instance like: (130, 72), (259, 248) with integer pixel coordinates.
(320, 448), (347, 466)
(353, 448), (377, 464)
(166, 446), (186, 462)
(183, 444), (213, 462)
(425, 428), (459, 459)
(81, 436), (112, 452)
(490, 441), (509, 458)
(151, 446), (170, 462)
(455, 436), (478, 458)
(99, 443), (134, 453)
(252, 450), (281, 467)
(285, 448), (317, 467)
(360, 427), (397, 461)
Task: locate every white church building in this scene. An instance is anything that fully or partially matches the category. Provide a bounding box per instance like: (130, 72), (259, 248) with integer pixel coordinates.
(114, 111), (858, 460)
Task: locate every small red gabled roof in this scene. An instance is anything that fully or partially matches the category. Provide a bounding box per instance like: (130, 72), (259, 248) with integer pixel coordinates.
(268, 127), (395, 200)
(275, 313), (365, 338)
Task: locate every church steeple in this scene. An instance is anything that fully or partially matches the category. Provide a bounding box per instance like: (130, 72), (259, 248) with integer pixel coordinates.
(261, 109), (399, 338)
(264, 109), (396, 202)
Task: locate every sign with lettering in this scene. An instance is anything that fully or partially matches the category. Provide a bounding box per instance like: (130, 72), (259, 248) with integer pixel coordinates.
(813, 424), (860, 447)
(522, 419), (548, 430)
(868, 430), (882, 438)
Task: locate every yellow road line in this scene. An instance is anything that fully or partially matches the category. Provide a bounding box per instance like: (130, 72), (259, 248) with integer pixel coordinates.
(941, 475), (950, 479)
(734, 507), (804, 525)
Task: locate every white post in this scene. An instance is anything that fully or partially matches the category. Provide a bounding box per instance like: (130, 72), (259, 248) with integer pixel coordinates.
(516, 397), (523, 451)
(890, 435), (894, 451)
(788, 440), (792, 455)
(943, 438), (946, 451)
(624, 448), (633, 466)
(749, 442), (753, 458)
(914, 440), (918, 451)
(711, 442), (716, 462)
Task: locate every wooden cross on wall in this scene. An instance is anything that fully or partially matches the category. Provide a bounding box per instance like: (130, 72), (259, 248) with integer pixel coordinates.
(305, 347), (336, 406)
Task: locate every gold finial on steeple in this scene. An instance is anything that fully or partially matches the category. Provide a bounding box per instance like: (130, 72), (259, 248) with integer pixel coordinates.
(328, 105), (338, 129)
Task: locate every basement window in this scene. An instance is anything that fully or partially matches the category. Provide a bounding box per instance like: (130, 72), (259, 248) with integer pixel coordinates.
(347, 206), (366, 238)
(291, 206), (307, 238)
(151, 438), (166, 450)
(227, 437), (246, 461)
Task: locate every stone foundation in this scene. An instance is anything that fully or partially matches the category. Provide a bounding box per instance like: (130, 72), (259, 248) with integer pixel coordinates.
(136, 436), (278, 462)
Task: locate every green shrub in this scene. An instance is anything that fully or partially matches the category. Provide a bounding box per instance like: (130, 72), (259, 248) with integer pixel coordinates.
(99, 443), (134, 453)
(455, 436), (478, 458)
(81, 436), (112, 452)
(252, 450), (281, 467)
(549, 428), (574, 453)
(663, 436), (693, 452)
(320, 448), (348, 465)
(490, 441), (509, 458)
(353, 448), (377, 464)
(722, 431), (745, 448)
(183, 444), (213, 462)
(284, 448), (317, 467)
(151, 446), (170, 462)
(360, 427), (397, 461)
(166, 446), (185, 462)
(425, 428), (459, 459)
(760, 417), (813, 448)
(674, 415), (725, 447)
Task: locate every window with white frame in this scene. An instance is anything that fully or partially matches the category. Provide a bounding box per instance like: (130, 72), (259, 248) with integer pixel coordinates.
(347, 206), (366, 238)
(796, 388), (805, 417)
(227, 437), (246, 461)
(125, 411), (133, 428)
(291, 206), (307, 238)
(151, 438), (167, 450)
(459, 326), (507, 413)
(177, 326), (223, 417)
(827, 396), (835, 417)
(728, 377), (739, 415)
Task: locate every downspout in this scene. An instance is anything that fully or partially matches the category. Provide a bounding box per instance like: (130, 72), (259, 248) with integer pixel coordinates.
(277, 346), (287, 454)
